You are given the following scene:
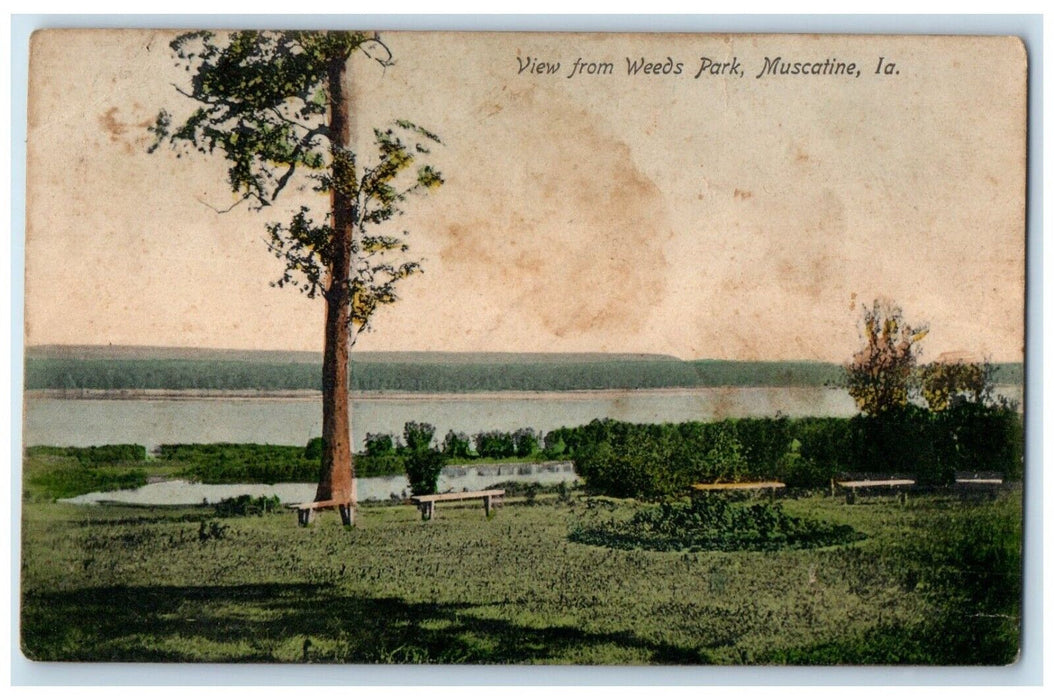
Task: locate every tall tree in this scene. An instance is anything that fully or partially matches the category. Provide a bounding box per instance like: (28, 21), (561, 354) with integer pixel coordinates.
(149, 31), (443, 521)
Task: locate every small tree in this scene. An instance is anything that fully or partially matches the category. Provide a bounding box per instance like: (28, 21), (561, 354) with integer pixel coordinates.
(919, 359), (993, 412)
(402, 421), (443, 495)
(441, 430), (472, 459)
(844, 299), (929, 415)
(402, 422), (436, 453)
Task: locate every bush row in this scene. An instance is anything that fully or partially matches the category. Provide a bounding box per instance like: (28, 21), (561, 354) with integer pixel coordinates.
(26, 444), (147, 465)
(563, 404), (1022, 499)
(363, 427), (543, 460)
(29, 401), (1020, 496)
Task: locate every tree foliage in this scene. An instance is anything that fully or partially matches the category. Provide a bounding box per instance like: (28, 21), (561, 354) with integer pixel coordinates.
(919, 359), (993, 412)
(844, 299), (929, 415)
(149, 30), (443, 506)
(401, 421), (444, 496)
(148, 30), (443, 333)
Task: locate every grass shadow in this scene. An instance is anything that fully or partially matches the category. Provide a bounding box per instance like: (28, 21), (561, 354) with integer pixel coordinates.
(22, 582), (708, 664)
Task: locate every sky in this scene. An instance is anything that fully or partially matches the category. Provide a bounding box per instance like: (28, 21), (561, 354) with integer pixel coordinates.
(23, 30), (1027, 362)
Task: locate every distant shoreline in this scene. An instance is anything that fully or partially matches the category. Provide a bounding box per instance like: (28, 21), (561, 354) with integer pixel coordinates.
(24, 386), (862, 402)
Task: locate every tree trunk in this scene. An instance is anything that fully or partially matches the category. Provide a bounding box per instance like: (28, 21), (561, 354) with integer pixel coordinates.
(314, 51), (355, 512)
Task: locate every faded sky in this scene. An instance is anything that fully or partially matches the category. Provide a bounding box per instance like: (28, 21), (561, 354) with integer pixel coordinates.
(24, 30), (1027, 362)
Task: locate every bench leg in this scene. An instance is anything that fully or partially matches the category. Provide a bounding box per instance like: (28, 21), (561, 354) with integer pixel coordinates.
(484, 495), (492, 517)
(419, 502), (434, 521)
(339, 503), (354, 526)
(297, 508), (314, 527)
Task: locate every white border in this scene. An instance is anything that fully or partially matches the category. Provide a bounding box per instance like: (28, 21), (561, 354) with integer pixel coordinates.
(5, 12), (1045, 688)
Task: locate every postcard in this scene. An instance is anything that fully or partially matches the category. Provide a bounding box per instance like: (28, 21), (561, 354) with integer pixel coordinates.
(20, 29), (1026, 666)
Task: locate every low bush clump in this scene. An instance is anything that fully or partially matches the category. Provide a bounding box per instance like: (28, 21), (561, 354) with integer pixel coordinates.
(474, 430), (517, 459)
(213, 494), (282, 518)
(160, 442), (322, 483)
(569, 495), (864, 552)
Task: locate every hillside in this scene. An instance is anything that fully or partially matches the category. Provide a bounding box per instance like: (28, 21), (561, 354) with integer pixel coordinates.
(23, 346), (1024, 393)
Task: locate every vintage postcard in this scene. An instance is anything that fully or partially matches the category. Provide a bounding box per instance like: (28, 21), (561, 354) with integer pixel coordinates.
(20, 29), (1026, 666)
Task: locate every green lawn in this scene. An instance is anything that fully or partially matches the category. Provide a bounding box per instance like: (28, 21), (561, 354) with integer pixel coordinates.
(19, 489), (1021, 664)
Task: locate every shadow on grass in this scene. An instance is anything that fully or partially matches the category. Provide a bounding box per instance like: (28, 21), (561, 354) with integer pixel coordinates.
(21, 582), (707, 664)
(755, 617), (1020, 666)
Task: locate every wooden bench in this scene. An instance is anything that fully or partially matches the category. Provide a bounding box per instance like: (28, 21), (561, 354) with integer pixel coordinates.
(691, 481), (785, 500)
(832, 478), (915, 504)
(410, 489), (505, 521)
(286, 499), (354, 527)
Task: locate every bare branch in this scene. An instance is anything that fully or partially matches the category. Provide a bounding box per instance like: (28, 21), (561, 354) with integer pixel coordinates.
(195, 194), (250, 214)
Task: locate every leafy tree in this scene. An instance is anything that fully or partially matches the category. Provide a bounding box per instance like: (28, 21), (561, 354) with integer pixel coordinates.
(400, 421), (443, 495)
(844, 299), (929, 415)
(919, 358), (993, 412)
(149, 31), (443, 519)
(402, 421), (436, 453)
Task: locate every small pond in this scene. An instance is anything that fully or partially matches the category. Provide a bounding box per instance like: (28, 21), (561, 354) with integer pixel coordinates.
(60, 461), (577, 506)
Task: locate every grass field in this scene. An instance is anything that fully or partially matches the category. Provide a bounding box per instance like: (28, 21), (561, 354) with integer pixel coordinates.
(20, 489), (1022, 665)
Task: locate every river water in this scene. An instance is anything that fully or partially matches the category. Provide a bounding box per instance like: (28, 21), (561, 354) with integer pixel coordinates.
(24, 387), (864, 452)
(60, 461), (578, 506)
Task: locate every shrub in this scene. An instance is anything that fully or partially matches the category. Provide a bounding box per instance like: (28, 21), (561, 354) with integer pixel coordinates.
(777, 448), (831, 489)
(399, 421), (444, 495)
(404, 449), (445, 496)
(354, 454), (405, 478)
(920, 360), (993, 412)
(542, 430), (567, 458)
(402, 422), (436, 453)
(213, 494), (282, 517)
(573, 421), (761, 499)
(574, 427), (715, 500)
(364, 433), (396, 457)
(935, 402), (1024, 480)
(304, 437), (324, 461)
(570, 495), (864, 552)
(788, 418), (851, 484)
(474, 431), (516, 459)
(848, 406), (944, 483)
(734, 416), (791, 474)
(698, 424), (749, 482)
(441, 430), (472, 459)
(512, 428), (539, 458)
